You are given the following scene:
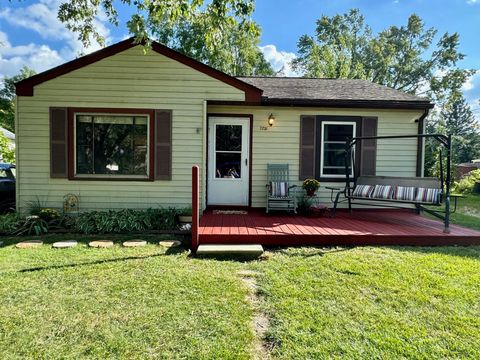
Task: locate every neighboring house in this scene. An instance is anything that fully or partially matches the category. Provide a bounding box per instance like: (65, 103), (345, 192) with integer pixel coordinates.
(0, 126), (15, 162)
(14, 38), (433, 212)
(455, 160), (480, 178)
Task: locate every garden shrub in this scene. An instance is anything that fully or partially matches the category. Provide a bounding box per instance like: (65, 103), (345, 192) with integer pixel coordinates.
(0, 212), (21, 235)
(72, 208), (182, 234)
(453, 169), (480, 194)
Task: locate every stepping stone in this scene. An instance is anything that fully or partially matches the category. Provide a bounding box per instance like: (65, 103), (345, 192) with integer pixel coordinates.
(16, 240), (43, 249)
(52, 240), (78, 249)
(88, 240), (114, 248)
(197, 244), (264, 257)
(159, 240), (182, 248)
(122, 239), (147, 247)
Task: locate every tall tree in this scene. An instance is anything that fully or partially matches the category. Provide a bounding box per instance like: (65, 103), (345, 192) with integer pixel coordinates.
(292, 9), (474, 103)
(293, 9), (371, 79)
(0, 66), (36, 132)
(154, 7), (273, 76)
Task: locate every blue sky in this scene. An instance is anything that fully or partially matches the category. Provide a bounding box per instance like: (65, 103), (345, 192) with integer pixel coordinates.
(0, 0), (479, 115)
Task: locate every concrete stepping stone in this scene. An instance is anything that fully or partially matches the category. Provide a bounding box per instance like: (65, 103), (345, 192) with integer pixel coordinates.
(159, 240), (182, 248)
(88, 240), (114, 248)
(16, 240), (43, 249)
(197, 244), (264, 257)
(52, 240), (78, 249)
(122, 239), (147, 247)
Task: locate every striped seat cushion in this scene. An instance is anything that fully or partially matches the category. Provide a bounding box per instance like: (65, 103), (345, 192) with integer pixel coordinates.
(415, 188), (441, 204)
(393, 186), (416, 201)
(352, 185), (374, 198)
(270, 182), (289, 197)
(371, 185), (394, 199)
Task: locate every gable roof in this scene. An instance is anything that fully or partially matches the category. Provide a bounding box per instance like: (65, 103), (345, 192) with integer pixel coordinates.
(237, 76), (433, 110)
(15, 38), (263, 102)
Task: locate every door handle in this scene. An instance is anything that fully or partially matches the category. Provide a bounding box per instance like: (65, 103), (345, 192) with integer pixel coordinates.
(245, 158), (248, 166)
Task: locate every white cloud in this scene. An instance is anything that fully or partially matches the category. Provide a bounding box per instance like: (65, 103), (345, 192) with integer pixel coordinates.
(259, 44), (300, 77)
(0, 0), (111, 62)
(467, 0), (479, 4)
(462, 70), (480, 92)
(0, 31), (64, 78)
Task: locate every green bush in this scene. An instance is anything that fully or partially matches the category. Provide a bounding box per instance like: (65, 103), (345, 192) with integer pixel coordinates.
(72, 208), (181, 234)
(0, 212), (21, 235)
(453, 169), (480, 194)
(14, 216), (49, 236)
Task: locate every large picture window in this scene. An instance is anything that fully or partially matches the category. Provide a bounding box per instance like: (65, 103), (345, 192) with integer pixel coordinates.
(320, 121), (356, 177)
(75, 114), (149, 178)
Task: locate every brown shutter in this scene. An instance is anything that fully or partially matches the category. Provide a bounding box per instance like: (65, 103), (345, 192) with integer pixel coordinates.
(49, 107), (68, 178)
(299, 115), (316, 180)
(360, 117), (377, 176)
(155, 110), (172, 180)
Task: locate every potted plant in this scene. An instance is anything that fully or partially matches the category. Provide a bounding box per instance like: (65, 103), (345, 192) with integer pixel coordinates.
(178, 206), (192, 224)
(302, 178), (320, 196)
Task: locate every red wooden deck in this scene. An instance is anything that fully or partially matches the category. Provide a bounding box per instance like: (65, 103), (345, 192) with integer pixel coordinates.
(199, 209), (480, 246)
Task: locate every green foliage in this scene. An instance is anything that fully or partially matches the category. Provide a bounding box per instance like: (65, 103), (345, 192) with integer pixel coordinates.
(38, 208), (60, 222)
(73, 208), (181, 234)
(293, 9), (474, 103)
(52, 0), (256, 51)
(0, 66), (35, 132)
(14, 216), (49, 236)
(0, 212), (21, 235)
(25, 196), (48, 216)
(454, 169), (480, 194)
(0, 131), (15, 163)
(154, 7), (273, 76)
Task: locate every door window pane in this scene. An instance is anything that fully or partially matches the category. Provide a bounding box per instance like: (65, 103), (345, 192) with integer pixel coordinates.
(215, 153), (241, 178)
(216, 125), (242, 151)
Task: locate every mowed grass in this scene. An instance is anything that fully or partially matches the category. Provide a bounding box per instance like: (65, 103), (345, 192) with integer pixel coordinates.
(255, 246), (480, 359)
(0, 235), (253, 359)
(1, 237), (480, 359)
(450, 193), (480, 230)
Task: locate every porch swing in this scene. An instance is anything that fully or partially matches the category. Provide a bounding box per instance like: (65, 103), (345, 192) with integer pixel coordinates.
(329, 133), (461, 233)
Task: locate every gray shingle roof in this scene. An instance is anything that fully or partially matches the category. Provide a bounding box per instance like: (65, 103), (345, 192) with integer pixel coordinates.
(236, 76), (432, 108)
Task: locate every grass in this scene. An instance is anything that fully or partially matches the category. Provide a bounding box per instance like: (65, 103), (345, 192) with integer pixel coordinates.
(256, 247), (480, 359)
(0, 235), (253, 359)
(449, 193), (480, 230)
(1, 238), (480, 359)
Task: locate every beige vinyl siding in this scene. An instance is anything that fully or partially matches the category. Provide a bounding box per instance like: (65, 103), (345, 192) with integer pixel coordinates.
(208, 105), (424, 208)
(16, 45), (244, 212)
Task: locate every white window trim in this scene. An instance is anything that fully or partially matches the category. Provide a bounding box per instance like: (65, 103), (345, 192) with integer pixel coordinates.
(73, 112), (151, 179)
(320, 120), (356, 178)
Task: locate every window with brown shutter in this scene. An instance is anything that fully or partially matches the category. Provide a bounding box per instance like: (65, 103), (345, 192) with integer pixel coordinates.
(299, 115), (377, 181)
(61, 107), (164, 181)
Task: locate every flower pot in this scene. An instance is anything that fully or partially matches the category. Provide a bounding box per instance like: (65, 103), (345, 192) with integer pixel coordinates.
(306, 189), (316, 197)
(178, 215), (192, 223)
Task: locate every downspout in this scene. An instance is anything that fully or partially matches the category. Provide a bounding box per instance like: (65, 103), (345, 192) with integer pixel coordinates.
(202, 100), (207, 211)
(416, 108), (430, 177)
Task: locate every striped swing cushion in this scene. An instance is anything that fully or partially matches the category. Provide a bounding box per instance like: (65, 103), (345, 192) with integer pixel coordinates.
(352, 185), (374, 198)
(270, 182), (289, 197)
(393, 186), (416, 201)
(415, 188), (441, 204)
(371, 185), (394, 199)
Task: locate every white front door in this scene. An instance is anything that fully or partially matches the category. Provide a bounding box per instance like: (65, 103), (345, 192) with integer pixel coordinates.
(207, 117), (250, 206)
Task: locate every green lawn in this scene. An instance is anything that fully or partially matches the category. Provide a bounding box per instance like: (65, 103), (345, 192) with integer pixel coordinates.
(1, 237), (480, 359)
(450, 193), (480, 230)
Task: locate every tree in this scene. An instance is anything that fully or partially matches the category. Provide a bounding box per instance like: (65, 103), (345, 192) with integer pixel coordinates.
(0, 131), (15, 163)
(292, 9), (371, 79)
(41, 0), (258, 50)
(292, 9), (474, 103)
(154, 7), (273, 76)
(0, 67), (36, 132)
(424, 93), (480, 176)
